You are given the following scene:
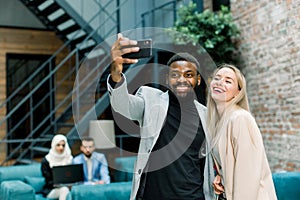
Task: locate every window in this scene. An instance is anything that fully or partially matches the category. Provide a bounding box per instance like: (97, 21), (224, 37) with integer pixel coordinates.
(6, 53), (54, 156)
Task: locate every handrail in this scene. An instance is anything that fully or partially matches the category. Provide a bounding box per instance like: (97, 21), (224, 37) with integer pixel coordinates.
(141, 1), (176, 18)
(92, 0), (118, 24)
(140, 1), (177, 27)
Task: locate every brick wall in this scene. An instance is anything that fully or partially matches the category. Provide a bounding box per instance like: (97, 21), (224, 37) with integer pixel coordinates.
(230, 0), (300, 172)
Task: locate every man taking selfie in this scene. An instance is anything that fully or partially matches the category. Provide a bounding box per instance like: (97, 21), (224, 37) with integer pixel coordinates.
(107, 33), (214, 200)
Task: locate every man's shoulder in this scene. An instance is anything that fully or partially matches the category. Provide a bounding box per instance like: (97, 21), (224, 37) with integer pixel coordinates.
(73, 154), (84, 161)
(91, 152), (108, 164)
(138, 85), (166, 94)
(92, 152), (105, 158)
(136, 86), (168, 101)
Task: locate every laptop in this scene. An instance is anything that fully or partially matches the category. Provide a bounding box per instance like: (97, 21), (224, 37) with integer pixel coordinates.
(52, 164), (84, 187)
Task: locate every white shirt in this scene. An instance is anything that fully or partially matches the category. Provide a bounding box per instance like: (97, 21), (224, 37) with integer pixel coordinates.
(84, 156), (93, 182)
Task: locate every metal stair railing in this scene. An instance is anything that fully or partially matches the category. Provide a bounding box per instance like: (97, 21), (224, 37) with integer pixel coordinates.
(140, 1), (177, 28)
(0, 48), (79, 165)
(0, 0), (123, 165)
(55, 0), (105, 44)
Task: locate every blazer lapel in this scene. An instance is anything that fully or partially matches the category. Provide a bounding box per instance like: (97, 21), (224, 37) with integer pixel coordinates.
(194, 101), (207, 134)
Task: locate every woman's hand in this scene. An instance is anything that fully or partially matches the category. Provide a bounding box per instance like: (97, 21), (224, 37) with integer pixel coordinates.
(212, 174), (225, 194)
(110, 33), (139, 82)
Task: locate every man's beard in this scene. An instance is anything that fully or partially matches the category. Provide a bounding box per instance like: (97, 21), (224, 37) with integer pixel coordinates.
(84, 153), (92, 158)
(171, 83), (196, 101)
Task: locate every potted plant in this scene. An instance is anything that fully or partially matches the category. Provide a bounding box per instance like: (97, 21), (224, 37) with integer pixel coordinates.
(168, 2), (240, 66)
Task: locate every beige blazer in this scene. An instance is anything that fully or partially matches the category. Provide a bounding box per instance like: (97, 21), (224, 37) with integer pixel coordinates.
(213, 106), (277, 200)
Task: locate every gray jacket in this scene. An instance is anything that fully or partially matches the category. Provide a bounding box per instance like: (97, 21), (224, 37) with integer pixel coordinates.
(107, 75), (214, 200)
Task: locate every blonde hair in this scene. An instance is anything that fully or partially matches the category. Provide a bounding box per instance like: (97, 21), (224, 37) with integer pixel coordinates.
(206, 64), (250, 145)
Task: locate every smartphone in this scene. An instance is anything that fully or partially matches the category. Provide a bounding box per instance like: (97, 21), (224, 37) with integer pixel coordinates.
(122, 39), (152, 59)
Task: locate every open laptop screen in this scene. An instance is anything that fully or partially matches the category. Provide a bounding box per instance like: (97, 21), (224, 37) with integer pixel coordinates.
(52, 164), (84, 187)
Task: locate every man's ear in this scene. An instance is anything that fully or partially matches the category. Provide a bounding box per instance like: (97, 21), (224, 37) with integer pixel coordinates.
(197, 74), (201, 86)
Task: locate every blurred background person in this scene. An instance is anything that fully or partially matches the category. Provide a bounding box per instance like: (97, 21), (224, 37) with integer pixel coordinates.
(41, 134), (73, 200)
(73, 137), (110, 184)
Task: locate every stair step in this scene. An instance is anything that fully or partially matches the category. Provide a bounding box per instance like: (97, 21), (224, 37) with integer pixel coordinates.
(31, 146), (50, 153)
(23, 0), (46, 8)
(39, 2), (60, 16)
(50, 13), (71, 26)
(59, 24), (80, 36)
(70, 34), (87, 48)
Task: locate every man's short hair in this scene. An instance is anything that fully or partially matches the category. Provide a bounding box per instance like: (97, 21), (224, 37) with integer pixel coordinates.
(167, 52), (200, 72)
(81, 137), (94, 144)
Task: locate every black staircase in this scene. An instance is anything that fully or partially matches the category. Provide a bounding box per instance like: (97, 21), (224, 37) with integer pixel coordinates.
(19, 0), (109, 57)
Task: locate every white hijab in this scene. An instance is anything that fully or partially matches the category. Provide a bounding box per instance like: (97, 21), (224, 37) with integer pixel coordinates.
(45, 134), (73, 168)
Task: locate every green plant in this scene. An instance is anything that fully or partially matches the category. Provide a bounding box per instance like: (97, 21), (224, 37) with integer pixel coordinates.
(168, 2), (240, 65)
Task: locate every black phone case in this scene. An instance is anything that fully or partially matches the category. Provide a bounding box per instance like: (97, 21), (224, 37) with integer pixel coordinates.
(123, 39), (152, 59)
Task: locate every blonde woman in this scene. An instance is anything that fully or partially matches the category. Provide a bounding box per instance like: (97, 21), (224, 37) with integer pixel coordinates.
(41, 134), (73, 200)
(207, 64), (277, 200)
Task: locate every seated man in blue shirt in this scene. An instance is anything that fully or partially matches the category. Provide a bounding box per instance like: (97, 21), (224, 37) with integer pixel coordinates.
(73, 137), (110, 184)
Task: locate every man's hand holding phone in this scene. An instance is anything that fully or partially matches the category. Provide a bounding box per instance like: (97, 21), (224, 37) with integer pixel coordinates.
(110, 33), (152, 83)
(122, 39), (152, 59)
(110, 33), (139, 82)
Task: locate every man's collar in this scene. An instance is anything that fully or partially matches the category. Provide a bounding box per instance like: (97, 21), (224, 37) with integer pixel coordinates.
(83, 154), (93, 161)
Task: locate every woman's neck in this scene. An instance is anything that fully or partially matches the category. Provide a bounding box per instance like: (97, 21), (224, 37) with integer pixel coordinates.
(216, 101), (232, 116)
(216, 103), (225, 116)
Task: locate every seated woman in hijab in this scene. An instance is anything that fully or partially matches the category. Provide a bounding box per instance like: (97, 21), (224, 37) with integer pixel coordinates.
(41, 134), (73, 200)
